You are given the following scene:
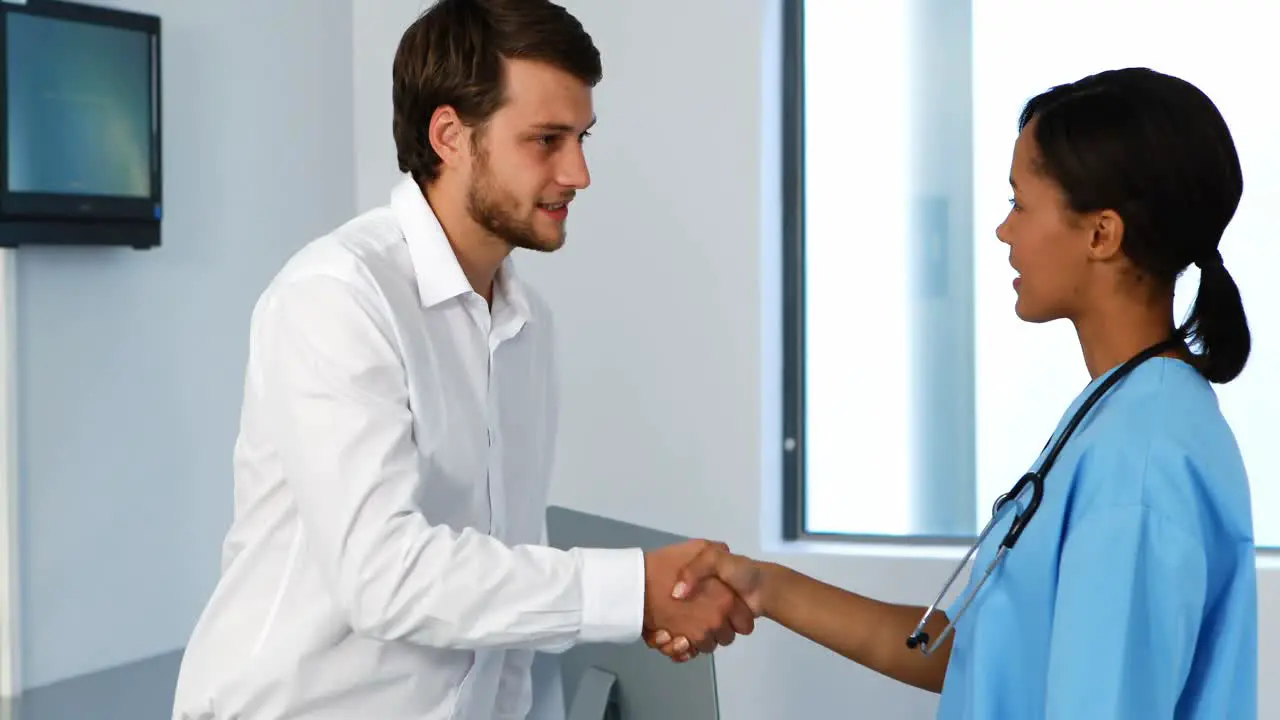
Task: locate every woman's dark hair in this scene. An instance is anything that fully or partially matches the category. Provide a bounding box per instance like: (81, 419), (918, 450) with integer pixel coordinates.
(1019, 67), (1250, 384)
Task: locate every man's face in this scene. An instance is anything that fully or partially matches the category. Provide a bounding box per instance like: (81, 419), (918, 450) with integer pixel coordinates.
(464, 58), (595, 253)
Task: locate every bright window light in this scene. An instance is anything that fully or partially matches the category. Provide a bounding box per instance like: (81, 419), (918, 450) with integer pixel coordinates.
(802, 3), (914, 536)
(792, 0), (1280, 547)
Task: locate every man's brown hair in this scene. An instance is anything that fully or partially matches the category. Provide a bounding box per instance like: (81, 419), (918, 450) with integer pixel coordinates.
(392, 0), (603, 184)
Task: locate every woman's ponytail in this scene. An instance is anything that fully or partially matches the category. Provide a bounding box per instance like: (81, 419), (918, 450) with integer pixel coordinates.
(1180, 249), (1251, 384)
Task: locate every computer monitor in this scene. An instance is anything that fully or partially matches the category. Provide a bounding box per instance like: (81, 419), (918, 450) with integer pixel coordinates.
(0, 0), (162, 249)
(544, 505), (720, 720)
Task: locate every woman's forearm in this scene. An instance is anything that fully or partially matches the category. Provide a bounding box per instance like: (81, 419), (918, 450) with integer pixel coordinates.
(758, 562), (952, 693)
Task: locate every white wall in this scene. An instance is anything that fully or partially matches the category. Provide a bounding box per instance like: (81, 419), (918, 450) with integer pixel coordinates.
(13, 0), (356, 689)
(350, 1), (1280, 718)
(353, 0), (431, 213)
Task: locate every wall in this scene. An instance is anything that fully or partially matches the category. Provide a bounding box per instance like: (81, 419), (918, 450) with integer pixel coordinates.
(352, 1), (1280, 719)
(353, 0), (431, 213)
(14, 0), (356, 689)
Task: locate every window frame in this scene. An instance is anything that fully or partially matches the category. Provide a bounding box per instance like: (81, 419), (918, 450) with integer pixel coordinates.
(778, 0), (981, 546)
(779, 0), (1280, 556)
(776, 0), (982, 547)
(779, 0), (807, 541)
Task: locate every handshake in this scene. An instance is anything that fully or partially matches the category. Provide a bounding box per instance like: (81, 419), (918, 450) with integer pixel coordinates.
(640, 539), (768, 663)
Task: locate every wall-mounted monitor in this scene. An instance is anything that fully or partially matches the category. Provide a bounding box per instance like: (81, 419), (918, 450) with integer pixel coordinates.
(0, 0), (161, 250)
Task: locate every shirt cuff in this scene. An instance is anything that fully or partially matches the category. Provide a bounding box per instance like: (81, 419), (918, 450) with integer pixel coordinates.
(574, 547), (645, 643)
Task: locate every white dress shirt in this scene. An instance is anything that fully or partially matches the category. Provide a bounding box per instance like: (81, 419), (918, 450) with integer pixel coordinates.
(172, 174), (645, 720)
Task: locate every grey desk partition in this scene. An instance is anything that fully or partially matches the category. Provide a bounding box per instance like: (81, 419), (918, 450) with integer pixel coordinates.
(544, 505), (720, 720)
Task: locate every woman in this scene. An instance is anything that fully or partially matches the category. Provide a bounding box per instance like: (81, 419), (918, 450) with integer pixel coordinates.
(651, 67), (1258, 718)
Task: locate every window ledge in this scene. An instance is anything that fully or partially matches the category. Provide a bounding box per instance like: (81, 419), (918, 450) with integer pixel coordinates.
(761, 534), (972, 562)
(764, 535), (1280, 569)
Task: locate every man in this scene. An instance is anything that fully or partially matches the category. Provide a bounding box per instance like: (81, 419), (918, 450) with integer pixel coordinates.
(171, 1), (751, 718)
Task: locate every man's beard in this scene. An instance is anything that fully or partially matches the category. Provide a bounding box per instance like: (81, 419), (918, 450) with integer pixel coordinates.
(465, 151), (564, 253)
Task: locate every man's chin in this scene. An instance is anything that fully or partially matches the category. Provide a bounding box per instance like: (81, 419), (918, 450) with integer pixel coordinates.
(512, 233), (565, 253)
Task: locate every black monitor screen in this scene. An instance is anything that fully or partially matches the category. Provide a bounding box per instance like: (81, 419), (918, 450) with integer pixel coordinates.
(6, 11), (153, 199)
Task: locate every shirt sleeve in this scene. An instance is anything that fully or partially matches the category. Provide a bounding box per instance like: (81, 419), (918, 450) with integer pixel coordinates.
(256, 273), (645, 650)
(1043, 501), (1207, 719)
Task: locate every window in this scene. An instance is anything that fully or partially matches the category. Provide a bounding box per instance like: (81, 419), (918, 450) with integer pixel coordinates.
(781, 0), (1280, 547)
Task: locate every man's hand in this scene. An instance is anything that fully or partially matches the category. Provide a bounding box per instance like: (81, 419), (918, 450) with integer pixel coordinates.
(641, 540), (755, 657)
(644, 543), (769, 662)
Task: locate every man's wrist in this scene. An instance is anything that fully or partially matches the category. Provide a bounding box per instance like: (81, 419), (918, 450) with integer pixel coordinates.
(576, 547), (646, 643)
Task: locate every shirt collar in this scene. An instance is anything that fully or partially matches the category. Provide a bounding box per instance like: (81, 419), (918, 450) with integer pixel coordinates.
(390, 172), (534, 326)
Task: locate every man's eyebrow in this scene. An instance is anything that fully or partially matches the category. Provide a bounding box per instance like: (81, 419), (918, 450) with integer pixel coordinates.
(529, 116), (597, 133)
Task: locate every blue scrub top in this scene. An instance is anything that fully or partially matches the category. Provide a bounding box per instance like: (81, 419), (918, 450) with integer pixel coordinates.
(936, 357), (1258, 719)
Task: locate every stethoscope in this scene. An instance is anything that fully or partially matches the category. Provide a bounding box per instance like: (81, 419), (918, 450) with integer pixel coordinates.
(904, 334), (1186, 656)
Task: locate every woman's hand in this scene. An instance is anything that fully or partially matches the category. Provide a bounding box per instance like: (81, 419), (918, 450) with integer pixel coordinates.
(643, 543), (770, 662)
(646, 543), (952, 692)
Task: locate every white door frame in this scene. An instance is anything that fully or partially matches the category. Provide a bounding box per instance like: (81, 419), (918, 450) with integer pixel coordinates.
(0, 247), (20, 699)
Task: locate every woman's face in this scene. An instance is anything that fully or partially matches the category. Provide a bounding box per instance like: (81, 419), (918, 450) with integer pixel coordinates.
(995, 124), (1096, 324)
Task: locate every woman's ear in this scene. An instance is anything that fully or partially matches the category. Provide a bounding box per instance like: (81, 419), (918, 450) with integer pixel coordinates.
(1088, 209), (1126, 261)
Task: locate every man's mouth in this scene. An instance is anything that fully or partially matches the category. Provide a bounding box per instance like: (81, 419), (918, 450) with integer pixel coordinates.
(538, 200), (570, 220)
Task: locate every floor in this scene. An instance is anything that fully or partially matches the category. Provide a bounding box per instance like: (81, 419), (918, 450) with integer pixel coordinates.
(1, 650), (182, 720)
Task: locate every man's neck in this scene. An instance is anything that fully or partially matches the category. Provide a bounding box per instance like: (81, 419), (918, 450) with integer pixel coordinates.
(423, 181), (510, 305)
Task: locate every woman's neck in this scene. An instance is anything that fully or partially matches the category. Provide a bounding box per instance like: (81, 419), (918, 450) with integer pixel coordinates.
(1072, 298), (1183, 379)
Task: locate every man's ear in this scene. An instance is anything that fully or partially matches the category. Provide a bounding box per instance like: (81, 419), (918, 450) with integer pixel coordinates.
(1088, 209), (1126, 261)
(428, 105), (466, 169)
